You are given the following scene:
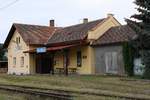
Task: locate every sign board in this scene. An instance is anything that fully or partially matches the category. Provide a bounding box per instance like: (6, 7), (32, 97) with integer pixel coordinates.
(36, 47), (46, 53)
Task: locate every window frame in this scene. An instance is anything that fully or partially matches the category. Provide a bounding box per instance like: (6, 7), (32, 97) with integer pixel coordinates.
(20, 56), (24, 67)
(16, 37), (20, 44)
(13, 57), (16, 67)
(77, 51), (82, 67)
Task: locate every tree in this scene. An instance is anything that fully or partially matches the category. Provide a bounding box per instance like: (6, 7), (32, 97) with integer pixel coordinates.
(0, 44), (7, 61)
(123, 42), (134, 76)
(126, 0), (150, 79)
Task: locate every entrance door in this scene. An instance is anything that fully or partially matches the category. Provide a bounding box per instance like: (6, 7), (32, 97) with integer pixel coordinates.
(105, 52), (118, 74)
(36, 53), (52, 74)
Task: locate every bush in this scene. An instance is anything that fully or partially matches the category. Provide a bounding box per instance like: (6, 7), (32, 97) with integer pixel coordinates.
(142, 51), (150, 79)
(123, 42), (134, 76)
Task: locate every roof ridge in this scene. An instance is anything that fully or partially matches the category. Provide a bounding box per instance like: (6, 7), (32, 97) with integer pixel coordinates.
(62, 18), (105, 29)
(13, 23), (50, 28)
(111, 24), (128, 28)
(13, 18), (105, 29)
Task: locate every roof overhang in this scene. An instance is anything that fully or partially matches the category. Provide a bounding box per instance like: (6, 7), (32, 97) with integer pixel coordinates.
(3, 24), (16, 48)
(47, 44), (80, 51)
(23, 43), (86, 53)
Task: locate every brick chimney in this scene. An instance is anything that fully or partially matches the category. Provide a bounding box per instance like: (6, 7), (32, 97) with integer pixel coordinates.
(83, 18), (88, 24)
(107, 13), (114, 18)
(50, 20), (55, 27)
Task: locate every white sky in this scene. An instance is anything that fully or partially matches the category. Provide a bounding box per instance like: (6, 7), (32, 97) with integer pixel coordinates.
(0, 0), (136, 43)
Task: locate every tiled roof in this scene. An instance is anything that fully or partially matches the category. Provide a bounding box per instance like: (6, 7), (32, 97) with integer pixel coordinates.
(4, 18), (136, 48)
(92, 25), (136, 46)
(14, 24), (58, 45)
(4, 23), (58, 47)
(47, 18), (105, 45)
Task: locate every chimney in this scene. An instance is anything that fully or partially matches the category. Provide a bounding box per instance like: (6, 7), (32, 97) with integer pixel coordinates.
(107, 13), (114, 18)
(83, 18), (88, 24)
(50, 20), (55, 27)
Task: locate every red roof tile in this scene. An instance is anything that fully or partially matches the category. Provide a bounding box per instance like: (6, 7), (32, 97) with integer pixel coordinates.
(47, 18), (105, 45)
(92, 25), (136, 45)
(4, 23), (59, 47)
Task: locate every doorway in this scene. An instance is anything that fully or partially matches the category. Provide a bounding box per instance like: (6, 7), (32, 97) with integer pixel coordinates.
(105, 52), (118, 74)
(36, 53), (52, 74)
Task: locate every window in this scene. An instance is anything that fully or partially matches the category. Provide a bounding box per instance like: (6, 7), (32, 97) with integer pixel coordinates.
(16, 37), (18, 44)
(16, 37), (20, 44)
(13, 57), (16, 66)
(54, 59), (59, 66)
(54, 55), (60, 66)
(77, 51), (82, 67)
(20, 57), (24, 67)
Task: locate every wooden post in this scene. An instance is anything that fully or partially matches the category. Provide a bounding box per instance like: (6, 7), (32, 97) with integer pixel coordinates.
(51, 52), (55, 75)
(39, 54), (42, 74)
(64, 49), (69, 76)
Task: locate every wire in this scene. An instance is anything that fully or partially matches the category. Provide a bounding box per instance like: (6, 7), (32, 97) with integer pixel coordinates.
(0, 0), (19, 11)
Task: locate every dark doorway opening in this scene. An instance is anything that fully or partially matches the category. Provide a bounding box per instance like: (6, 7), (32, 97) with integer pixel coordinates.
(36, 53), (52, 74)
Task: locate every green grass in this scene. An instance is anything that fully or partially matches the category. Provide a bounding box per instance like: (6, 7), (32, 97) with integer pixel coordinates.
(0, 90), (30, 100)
(0, 74), (149, 99)
(0, 90), (54, 100)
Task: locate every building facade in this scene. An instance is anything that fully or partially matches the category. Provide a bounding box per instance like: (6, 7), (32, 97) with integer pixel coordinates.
(3, 14), (136, 75)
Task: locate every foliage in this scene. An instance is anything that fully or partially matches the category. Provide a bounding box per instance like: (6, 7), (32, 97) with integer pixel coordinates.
(0, 44), (7, 61)
(123, 42), (134, 76)
(126, 0), (150, 79)
(142, 51), (150, 79)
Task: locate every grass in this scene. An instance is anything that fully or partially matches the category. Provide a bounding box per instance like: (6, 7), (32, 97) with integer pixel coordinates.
(0, 90), (35, 100)
(0, 90), (54, 100)
(0, 74), (149, 99)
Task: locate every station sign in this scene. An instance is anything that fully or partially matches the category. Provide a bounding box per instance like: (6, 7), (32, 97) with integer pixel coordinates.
(36, 47), (46, 53)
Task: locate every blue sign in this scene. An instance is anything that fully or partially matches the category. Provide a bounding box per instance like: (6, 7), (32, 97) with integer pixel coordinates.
(36, 47), (46, 53)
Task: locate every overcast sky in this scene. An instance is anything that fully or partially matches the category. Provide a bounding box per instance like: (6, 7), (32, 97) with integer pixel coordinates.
(0, 0), (136, 43)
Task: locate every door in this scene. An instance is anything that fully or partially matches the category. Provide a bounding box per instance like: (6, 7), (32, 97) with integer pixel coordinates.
(36, 54), (42, 73)
(42, 55), (52, 73)
(36, 53), (52, 74)
(105, 52), (118, 74)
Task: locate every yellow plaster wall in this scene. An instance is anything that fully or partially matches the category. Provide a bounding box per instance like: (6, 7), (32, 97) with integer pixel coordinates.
(54, 51), (64, 68)
(29, 53), (36, 74)
(77, 46), (95, 74)
(68, 48), (77, 68)
(53, 46), (95, 74)
(7, 30), (30, 75)
(28, 46), (38, 74)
